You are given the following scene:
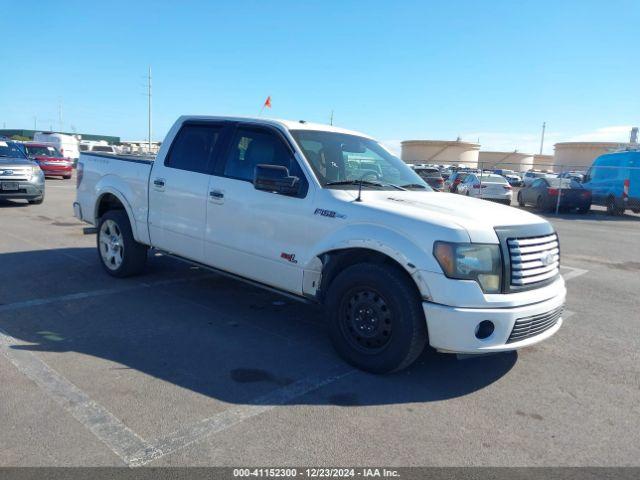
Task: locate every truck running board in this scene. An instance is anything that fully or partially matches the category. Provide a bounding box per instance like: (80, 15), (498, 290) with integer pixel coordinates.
(154, 249), (317, 305)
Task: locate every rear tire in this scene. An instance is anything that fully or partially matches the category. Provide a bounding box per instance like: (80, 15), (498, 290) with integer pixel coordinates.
(577, 204), (591, 214)
(536, 196), (544, 211)
(63, 175), (72, 180)
(517, 192), (525, 207)
(97, 210), (147, 277)
(606, 197), (624, 216)
(325, 263), (427, 374)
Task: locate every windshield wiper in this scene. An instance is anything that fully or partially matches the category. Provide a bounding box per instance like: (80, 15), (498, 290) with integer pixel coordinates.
(325, 179), (406, 191)
(400, 183), (428, 189)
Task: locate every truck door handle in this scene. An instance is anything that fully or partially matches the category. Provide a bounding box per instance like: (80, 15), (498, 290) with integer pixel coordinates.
(209, 190), (224, 199)
(153, 178), (165, 187)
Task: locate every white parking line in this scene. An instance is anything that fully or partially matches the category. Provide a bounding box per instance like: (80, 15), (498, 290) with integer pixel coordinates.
(0, 275), (213, 313)
(0, 324), (353, 467)
(561, 265), (589, 282)
(0, 327), (159, 465)
(129, 366), (355, 466)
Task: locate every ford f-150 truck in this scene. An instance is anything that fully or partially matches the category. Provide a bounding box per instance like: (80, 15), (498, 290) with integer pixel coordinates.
(74, 116), (566, 373)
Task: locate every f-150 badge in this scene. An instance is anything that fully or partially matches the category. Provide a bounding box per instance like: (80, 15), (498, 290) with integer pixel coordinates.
(314, 208), (346, 219)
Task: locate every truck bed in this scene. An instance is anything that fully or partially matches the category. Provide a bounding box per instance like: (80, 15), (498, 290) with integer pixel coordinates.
(75, 152), (155, 244)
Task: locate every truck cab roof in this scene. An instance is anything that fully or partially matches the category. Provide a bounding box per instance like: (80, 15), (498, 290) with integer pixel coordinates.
(176, 115), (373, 139)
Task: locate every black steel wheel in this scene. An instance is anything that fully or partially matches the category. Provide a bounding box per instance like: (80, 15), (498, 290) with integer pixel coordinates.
(339, 287), (393, 354)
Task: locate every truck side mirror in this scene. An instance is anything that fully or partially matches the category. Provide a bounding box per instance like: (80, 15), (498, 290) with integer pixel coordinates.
(254, 164), (300, 196)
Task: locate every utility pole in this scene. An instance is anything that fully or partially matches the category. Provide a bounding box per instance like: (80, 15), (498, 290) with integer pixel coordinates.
(58, 99), (63, 132)
(539, 121), (546, 155)
(330, 110), (334, 126)
(147, 66), (152, 154)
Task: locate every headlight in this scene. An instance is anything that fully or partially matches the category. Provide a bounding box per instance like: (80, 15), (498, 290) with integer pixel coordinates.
(433, 242), (502, 293)
(30, 165), (43, 181)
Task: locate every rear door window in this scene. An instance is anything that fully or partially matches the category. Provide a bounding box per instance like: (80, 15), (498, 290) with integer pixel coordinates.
(165, 124), (224, 174)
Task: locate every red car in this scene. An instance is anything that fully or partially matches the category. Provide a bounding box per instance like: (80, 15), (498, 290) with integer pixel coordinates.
(23, 142), (74, 179)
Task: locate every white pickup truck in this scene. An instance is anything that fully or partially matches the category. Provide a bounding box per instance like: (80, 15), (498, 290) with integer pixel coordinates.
(74, 116), (566, 373)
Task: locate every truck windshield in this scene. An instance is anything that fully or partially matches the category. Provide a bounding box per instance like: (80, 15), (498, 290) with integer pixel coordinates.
(290, 130), (431, 191)
(0, 140), (28, 158)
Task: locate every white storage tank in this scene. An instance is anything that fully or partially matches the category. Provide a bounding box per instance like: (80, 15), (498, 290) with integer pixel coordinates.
(478, 151), (534, 172)
(532, 154), (554, 171)
(553, 142), (626, 171)
(401, 140), (480, 167)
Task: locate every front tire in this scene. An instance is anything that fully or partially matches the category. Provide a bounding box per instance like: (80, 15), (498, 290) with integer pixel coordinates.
(325, 263), (427, 374)
(28, 195), (44, 205)
(97, 210), (148, 277)
(517, 192), (525, 207)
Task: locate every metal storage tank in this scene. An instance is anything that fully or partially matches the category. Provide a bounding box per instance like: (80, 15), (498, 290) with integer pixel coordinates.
(553, 142), (626, 171)
(532, 154), (554, 171)
(478, 151), (534, 172)
(401, 140), (480, 167)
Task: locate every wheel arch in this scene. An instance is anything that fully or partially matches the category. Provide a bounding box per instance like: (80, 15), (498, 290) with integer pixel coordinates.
(93, 188), (139, 242)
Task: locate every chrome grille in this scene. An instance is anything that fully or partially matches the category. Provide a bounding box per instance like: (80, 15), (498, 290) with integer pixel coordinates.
(507, 306), (563, 343)
(508, 233), (559, 287)
(0, 167), (31, 181)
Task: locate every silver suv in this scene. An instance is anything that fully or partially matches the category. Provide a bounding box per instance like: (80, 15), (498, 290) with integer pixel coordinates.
(0, 138), (45, 204)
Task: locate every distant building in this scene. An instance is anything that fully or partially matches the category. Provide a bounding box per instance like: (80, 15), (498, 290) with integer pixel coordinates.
(0, 129), (119, 144)
(401, 139), (480, 167)
(478, 151), (534, 172)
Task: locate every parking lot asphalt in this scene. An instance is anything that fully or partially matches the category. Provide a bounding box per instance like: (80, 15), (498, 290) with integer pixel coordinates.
(1, 178), (639, 467)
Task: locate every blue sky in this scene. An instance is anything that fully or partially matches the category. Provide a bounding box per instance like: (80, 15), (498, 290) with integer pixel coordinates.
(2, 0), (638, 153)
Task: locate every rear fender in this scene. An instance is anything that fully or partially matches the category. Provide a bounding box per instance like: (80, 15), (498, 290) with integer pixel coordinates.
(93, 178), (144, 243)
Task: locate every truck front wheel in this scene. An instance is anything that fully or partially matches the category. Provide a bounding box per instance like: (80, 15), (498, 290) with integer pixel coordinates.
(97, 210), (148, 277)
(326, 263), (428, 374)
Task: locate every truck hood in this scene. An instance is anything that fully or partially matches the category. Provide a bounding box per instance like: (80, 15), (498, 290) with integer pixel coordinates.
(336, 189), (550, 243)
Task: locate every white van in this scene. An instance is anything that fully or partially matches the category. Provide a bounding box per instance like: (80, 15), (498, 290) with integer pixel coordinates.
(33, 132), (80, 160)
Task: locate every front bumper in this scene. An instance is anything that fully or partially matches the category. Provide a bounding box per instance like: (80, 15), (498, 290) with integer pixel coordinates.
(40, 164), (73, 175)
(0, 182), (44, 200)
(423, 286), (566, 354)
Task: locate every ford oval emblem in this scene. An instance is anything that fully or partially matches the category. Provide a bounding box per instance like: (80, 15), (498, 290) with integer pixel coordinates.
(2, 170), (13, 176)
(540, 251), (554, 266)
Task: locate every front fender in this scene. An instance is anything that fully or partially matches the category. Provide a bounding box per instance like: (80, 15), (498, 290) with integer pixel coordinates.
(305, 224), (444, 298)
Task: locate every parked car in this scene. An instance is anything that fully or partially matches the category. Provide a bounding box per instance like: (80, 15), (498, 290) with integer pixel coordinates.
(517, 177), (591, 213)
(0, 138), (45, 204)
(444, 171), (469, 193)
(582, 150), (640, 215)
(74, 115), (565, 374)
(523, 171), (554, 187)
(33, 132), (80, 162)
(493, 169), (522, 186)
(457, 173), (513, 205)
(23, 142), (74, 179)
(558, 171), (585, 183)
(80, 142), (119, 154)
(412, 166), (445, 191)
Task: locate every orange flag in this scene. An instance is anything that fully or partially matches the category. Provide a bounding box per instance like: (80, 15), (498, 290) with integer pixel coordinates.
(263, 96), (272, 109)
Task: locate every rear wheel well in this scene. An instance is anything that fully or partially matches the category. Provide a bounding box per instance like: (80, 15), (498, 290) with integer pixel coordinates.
(96, 193), (125, 221)
(317, 248), (421, 304)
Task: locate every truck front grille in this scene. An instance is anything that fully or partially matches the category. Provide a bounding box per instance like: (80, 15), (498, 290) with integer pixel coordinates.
(507, 305), (563, 343)
(508, 233), (559, 287)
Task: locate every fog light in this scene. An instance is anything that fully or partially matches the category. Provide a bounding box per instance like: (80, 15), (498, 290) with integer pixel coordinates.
(475, 320), (494, 339)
